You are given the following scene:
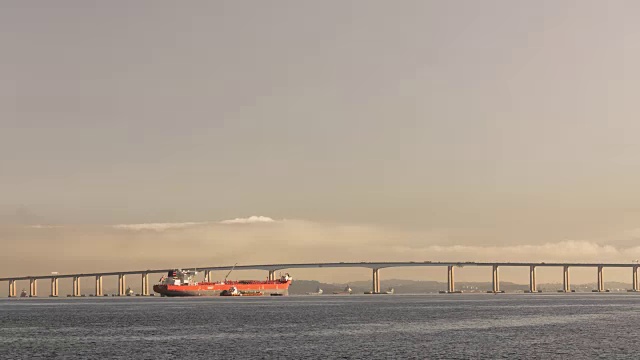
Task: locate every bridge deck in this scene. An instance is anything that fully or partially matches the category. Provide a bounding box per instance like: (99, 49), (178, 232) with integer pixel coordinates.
(1, 261), (638, 281)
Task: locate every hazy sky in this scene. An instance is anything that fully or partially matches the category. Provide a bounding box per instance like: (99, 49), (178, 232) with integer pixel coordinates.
(3, 1), (640, 284)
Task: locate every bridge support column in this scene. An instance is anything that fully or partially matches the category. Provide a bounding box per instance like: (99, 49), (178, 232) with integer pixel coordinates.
(95, 276), (103, 297)
(447, 266), (455, 293)
(633, 266), (639, 292)
(204, 270), (211, 283)
(268, 271), (275, 281)
(118, 274), (126, 296)
(9, 280), (16, 297)
(597, 266), (604, 292)
(29, 278), (37, 297)
(563, 266), (570, 292)
(73, 276), (81, 297)
(372, 268), (381, 293)
(491, 265), (500, 293)
(141, 273), (149, 296)
(50, 278), (58, 297)
(528, 266), (537, 293)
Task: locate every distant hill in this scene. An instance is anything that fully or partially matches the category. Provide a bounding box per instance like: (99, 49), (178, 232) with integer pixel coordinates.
(289, 279), (634, 295)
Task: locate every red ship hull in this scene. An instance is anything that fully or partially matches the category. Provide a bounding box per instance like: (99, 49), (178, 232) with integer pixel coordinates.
(153, 280), (291, 297)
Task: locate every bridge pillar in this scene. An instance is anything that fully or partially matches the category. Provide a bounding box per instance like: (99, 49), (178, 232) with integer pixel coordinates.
(50, 278), (58, 297)
(492, 265), (500, 293)
(563, 266), (570, 292)
(73, 276), (81, 297)
(118, 274), (126, 296)
(141, 273), (149, 296)
(95, 276), (103, 297)
(447, 266), (455, 293)
(597, 266), (604, 292)
(372, 268), (381, 293)
(268, 271), (275, 281)
(29, 278), (37, 297)
(204, 270), (211, 283)
(528, 266), (537, 293)
(8, 280), (16, 297)
(633, 266), (639, 292)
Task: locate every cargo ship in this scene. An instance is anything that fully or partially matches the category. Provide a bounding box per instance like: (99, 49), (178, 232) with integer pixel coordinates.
(153, 269), (292, 297)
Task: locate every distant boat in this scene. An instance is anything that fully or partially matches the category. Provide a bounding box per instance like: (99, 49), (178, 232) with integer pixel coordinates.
(20, 289), (28, 298)
(333, 286), (352, 295)
(365, 287), (395, 295)
(307, 287), (323, 295)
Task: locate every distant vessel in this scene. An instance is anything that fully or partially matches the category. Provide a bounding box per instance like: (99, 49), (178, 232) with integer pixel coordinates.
(125, 287), (134, 296)
(20, 289), (28, 298)
(365, 287), (395, 295)
(333, 285), (352, 295)
(153, 269), (292, 297)
(307, 287), (323, 295)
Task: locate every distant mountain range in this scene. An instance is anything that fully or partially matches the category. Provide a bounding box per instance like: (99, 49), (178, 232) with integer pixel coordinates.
(288, 279), (634, 295)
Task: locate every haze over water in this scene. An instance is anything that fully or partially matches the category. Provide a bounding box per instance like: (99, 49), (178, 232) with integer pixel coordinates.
(1, 294), (639, 359)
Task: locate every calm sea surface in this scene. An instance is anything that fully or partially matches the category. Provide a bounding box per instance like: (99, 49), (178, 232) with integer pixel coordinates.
(1, 294), (639, 359)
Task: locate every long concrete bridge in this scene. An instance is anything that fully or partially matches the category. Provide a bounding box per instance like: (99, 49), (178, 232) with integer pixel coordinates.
(1, 261), (639, 297)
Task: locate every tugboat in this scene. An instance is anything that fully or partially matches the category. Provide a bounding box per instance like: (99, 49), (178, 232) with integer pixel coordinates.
(220, 287), (242, 296)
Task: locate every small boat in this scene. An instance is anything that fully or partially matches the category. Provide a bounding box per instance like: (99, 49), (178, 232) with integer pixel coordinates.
(333, 286), (352, 295)
(365, 287), (395, 295)
(20, 289), (28, 298)
(307, 287), (323, 295)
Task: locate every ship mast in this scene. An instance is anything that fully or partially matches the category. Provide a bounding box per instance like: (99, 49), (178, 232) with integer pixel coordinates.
(224, 263), (237, 282)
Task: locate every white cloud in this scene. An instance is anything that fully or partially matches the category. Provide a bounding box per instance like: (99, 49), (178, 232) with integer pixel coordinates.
(29, 225), (64, 229)
(112, 222), (206, 231)
(220, 216), (276, 224)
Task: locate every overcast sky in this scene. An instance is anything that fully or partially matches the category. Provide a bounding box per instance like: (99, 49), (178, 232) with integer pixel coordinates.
(2, 1), (640, 284)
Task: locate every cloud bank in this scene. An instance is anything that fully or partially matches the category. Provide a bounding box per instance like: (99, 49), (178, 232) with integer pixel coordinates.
(112, 222), (207, 231)
(109, 216), (278, 231)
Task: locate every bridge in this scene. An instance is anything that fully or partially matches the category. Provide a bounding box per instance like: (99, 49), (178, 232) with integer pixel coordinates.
(1, 261), (639, 297)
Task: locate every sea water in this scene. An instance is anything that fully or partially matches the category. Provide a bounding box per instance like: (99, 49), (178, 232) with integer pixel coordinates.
(0, 294), (638, 359)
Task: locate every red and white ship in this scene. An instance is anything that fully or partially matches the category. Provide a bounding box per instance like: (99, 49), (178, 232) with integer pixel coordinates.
(153, 269), (292, 297)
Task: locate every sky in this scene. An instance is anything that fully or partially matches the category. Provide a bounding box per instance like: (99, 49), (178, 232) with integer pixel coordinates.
(2, 1), (640, 287)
